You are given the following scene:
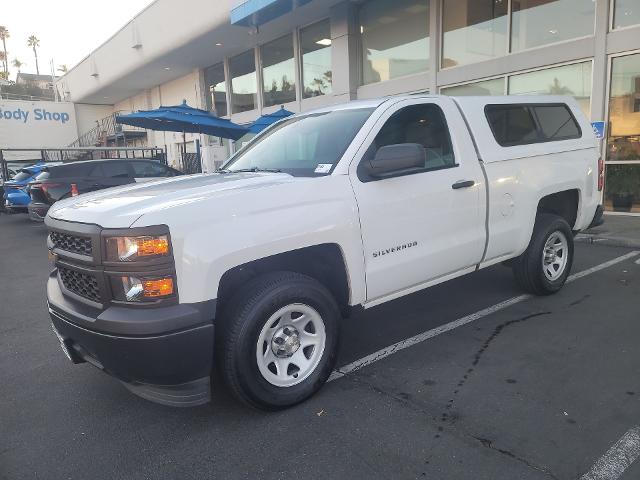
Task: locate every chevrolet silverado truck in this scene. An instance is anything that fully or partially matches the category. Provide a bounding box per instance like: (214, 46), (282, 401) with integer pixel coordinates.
(45, 95), (604, 410)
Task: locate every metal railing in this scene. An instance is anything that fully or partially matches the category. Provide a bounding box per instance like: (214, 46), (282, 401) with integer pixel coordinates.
(0, 92), (55, 102)
(68, 111), (147, 148)
(0, 147), (167, 182)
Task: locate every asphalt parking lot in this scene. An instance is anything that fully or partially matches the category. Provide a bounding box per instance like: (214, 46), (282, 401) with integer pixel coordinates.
(1, 212), (639, 480)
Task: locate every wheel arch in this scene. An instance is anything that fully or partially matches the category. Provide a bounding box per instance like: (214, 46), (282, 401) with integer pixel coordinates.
(536, 189), (580, 230)
(216, 243), (353, 317)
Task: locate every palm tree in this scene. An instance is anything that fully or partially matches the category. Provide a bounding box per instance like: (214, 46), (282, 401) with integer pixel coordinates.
(57, 64), (68, 74)
(0, 27), (9, 75)
(27, 35), (40, 75)
(12, 58), (23, 75)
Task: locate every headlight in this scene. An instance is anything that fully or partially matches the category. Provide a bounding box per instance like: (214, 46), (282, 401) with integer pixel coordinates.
(105, 235), (170, 262)
(114, 275), (175, 302)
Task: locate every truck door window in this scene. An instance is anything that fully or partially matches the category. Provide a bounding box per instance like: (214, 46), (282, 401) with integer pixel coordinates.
(364, 103), (455, 173)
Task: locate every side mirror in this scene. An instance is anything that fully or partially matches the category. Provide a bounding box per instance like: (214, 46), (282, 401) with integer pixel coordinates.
(366, 143), (425, 179)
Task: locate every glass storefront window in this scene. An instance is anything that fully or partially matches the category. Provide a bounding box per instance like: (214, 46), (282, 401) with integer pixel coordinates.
(203, 63), (227, 117)
(261, 35), (296, 107)
(608, 54), (640, 162)
(301, 20), (332, 98)
(508, 61), (593, 116)
(606, 54), (640, 213)
(229, 50), (257, 113)
(441, 0), (508, 68)
(360, 0), (430, 85)
(613, 0), (640, 29)
(511, 0), (596, 52)
(441, 78), (505, 96)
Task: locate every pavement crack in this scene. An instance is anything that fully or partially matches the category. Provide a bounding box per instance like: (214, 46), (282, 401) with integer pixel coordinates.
(569, 294), (591, 307)
(472, 436), (560, 480)
(342, 374), (560, 479)
(442, 311), (551, 417)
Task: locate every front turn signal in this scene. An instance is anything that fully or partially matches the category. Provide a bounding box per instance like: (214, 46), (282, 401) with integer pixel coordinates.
(119, 276), (175, 302)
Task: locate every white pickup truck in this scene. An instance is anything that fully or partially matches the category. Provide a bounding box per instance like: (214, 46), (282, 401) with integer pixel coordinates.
(46, 95), (603, 410)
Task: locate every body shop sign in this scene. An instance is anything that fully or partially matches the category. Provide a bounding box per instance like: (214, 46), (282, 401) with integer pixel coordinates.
(0, 106), (71, 124)
(0, 100), (78, 150)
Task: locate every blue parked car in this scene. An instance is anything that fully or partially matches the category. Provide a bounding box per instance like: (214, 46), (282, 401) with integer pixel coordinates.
(3, 163), (57, 213)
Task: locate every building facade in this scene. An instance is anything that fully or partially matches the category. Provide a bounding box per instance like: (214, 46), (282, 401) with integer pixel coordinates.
(58, 0), (640, 214)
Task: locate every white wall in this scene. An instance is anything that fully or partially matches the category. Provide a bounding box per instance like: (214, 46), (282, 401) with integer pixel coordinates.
(74, 103), (114, 137)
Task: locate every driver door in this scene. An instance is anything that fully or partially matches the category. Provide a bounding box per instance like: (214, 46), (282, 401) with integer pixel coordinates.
(350, 98), (486, 303)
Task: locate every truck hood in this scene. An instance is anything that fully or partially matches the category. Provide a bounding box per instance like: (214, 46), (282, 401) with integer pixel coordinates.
(48, 172), (296, 228)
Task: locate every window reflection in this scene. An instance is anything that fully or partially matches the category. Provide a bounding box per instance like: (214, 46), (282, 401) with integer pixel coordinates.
(261, 35), (296, 107)
(442, 0), (508, 68)
(301, 20), (332, 98)
(614, 0), (640, 29)
(607, 54), (640, 162)
(508, 62), (592, 116)
(511, 0), (595, 51)
(360, 0), (430, 85)
(204, 63), (227, 117)
(441, 78), (505, 96)
(229, 50), (257, 113)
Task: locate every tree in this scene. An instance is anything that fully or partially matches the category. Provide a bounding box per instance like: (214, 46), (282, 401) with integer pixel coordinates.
(12, 58), (23, 74)
(27, 35), (40, 75)
(0, 26), (9, 75)
(57, 64), (68, 74)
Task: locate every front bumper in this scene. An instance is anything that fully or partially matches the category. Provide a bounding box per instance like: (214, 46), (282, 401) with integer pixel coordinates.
(48, 272), (216, 407)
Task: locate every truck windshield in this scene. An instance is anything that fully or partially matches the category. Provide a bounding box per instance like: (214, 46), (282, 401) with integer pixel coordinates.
(223, 108), (375, 177)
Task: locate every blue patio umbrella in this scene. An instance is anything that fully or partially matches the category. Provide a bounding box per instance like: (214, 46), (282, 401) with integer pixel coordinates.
(247, 107), (294, 134)
(116, 101), (249, 141)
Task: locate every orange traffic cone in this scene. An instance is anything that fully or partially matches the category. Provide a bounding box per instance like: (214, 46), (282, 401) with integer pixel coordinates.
(71, 183), (79, 197)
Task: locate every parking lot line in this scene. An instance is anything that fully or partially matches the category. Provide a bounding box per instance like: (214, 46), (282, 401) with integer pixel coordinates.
(328, 251), (640, 382)
(579, 426), (640, 480)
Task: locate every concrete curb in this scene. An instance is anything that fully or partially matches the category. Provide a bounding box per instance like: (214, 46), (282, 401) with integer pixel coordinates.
(575, 234), (640, 249)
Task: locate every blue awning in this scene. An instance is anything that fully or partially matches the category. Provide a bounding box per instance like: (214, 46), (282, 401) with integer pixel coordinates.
(247, 107), (294, 133)
(116, 101), (249, 141)
(231, 0), (313, 27)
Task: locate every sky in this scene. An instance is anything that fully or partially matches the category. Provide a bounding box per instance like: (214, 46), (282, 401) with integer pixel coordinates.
(2, 0), (153, 80)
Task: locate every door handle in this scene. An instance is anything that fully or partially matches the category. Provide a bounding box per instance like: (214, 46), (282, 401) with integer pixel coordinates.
(452, 180), (475, 190)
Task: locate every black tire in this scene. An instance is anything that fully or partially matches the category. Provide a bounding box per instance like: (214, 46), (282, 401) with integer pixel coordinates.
(512, 213), (574, 295)
(217, 271), (340, 410)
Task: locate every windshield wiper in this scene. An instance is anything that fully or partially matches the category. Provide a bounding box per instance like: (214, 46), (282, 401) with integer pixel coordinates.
(220, 167), (282, 174)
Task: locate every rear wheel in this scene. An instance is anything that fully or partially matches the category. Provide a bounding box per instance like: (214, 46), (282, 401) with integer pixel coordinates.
(512, 213), (574, 295)
(218, 271), (340, 410)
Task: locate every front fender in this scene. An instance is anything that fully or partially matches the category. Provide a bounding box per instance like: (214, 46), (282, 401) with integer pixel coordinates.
(132, 175), (366, 307)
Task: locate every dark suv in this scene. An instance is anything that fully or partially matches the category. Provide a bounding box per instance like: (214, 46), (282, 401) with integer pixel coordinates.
(28, 159), (182, 221)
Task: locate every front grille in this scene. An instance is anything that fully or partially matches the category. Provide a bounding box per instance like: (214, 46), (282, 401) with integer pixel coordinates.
(59, 266), (101, 303)
(50, 231), (92, 256)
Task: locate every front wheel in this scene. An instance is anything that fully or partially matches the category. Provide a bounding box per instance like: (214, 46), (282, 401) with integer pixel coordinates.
(218, 271), (340, 410)
(512, 213), (574, 295)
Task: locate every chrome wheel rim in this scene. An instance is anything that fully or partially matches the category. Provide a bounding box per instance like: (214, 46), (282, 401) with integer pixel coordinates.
(542, 231), (569, 281)
(256, 303), (326, 387)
